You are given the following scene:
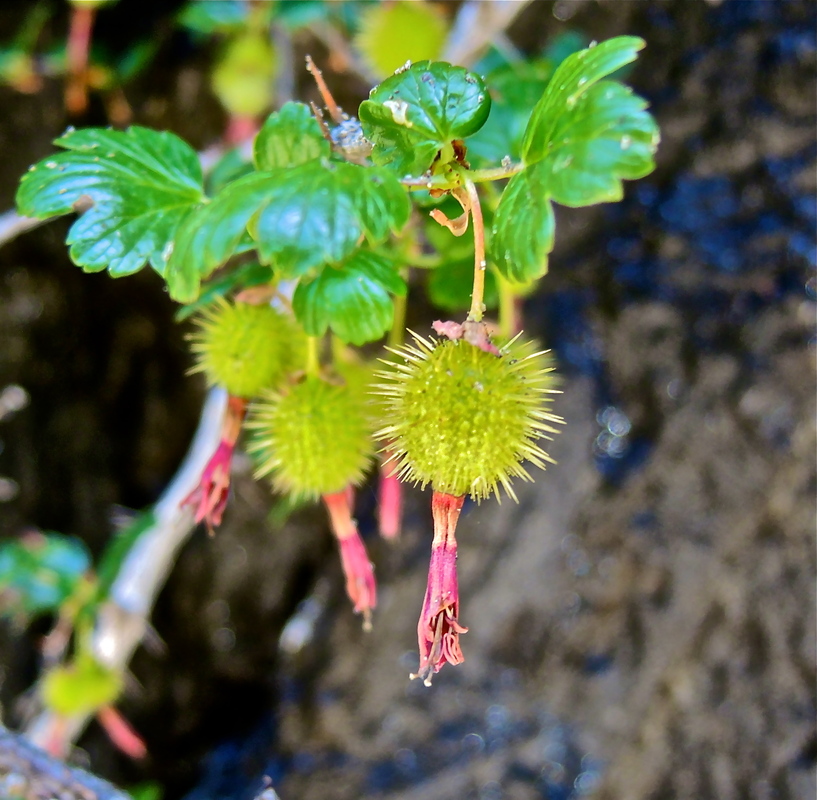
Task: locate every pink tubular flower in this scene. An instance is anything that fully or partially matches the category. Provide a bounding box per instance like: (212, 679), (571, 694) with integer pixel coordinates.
(323, 488), (377, 630)
(378, 451), (403, 540)
(411, 491), (468, 686)
(182, 395), (247, 535)
(96, 705), (147, 760)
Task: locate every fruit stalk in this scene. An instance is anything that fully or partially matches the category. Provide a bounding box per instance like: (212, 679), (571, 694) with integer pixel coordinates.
(65, 2), (96, 115)
(465, 177), (487, 323)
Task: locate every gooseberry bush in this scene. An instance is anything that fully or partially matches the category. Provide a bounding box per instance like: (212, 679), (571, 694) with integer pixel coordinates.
(15, 37), (658, 689)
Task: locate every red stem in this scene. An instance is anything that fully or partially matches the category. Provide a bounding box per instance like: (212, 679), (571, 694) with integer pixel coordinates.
(65, 4), (95, 115)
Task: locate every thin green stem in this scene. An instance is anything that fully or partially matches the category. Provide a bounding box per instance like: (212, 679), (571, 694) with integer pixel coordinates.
(497, 273), (517, 341)
(464, 178), (487, 323)
(305, 336), (321, 376)
(400, 162), (523, 192)
(388, 268), (409, 349)
(469, 163), (525, 184)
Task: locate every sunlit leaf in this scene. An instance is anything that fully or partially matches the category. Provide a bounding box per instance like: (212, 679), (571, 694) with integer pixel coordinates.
(16, 126), (205, 278)
(359, 60), (491, 175)
(293, 250), (405, 345)
(490, 168), (555, 283)
(0, 532), (91, 619)
(248, 160), (410, 277)
(253, 101), (330, 170)
(528, 79), (659, 207)
(166, 171), (270, 302)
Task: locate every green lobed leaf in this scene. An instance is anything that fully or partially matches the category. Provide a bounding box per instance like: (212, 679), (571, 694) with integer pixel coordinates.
(165, 171), (272, 302)
(293, 250), (406, 345)
(253, 101), (330, 170)
(359, 60), (491, 176)
(16, 126), (205, 278)
(528, 79), (659, 207)
(521, 36), (647, 164)
(0, 533), (91, 619)
(248, 160), (410, 278)
(167, 160), (410, 301)
(490, 167), (555, 283)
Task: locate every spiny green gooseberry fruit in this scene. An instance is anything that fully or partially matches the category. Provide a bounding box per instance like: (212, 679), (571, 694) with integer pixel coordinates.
(374, 333), (562, 501)
(41, 653), (123, 716)
(212, 32), (277, 118)
(354, 0), (448, 79)
(246, 372), (374, 501)
(188, 299), (305, 398)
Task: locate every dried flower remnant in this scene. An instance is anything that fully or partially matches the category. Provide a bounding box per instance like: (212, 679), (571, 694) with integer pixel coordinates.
(323, 489), (377, 629)
(411, 491), (467, 685)
(182, 395), (247, 534)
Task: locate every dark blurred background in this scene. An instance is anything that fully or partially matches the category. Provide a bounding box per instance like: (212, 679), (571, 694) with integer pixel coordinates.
(0, 1), (815, 799)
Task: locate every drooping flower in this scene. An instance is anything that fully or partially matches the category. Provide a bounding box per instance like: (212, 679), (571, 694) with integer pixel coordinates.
(323, 488), (377, 629)
(411, 491), (468, 685)
(96, 704), (147, 759)
(377, 449), (402, 539)
(182, 395), (247, 534)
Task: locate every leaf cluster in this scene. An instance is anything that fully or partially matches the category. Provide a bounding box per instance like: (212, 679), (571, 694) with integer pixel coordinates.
(16, 37), (659, 344)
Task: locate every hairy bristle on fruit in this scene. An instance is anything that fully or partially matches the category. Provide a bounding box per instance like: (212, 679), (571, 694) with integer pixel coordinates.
(246, 374), (374, 501)
(188, 298), (305, 398)
(373, 333), (563, 501)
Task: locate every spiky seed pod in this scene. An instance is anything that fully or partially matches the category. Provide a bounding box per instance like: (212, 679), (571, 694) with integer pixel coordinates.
(188, 299), (305, 398)
(246, 374), (374, 501)
(374, 333), (562, 501)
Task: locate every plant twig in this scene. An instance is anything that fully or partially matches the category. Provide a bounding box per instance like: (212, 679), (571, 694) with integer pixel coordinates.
(442, 0), (534, 67)
(465, 178), (487, 322)
(0, 210), (46, 249)
(24, 388), (228, 753)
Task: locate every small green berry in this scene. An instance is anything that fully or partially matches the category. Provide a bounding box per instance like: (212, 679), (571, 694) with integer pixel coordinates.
(188, 299), (304, 398)
(247, 373), (374, 501)
(374, 333), (561, 501)
(41, 653), (123, 717)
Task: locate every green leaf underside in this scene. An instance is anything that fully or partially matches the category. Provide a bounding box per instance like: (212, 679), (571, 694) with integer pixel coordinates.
(253, 102), (330, 170)
(16, 127), (205, 278)
(491, 168), (555, 283)
(175, 263), (275, 322)
(167, 161), (409, 302)
(293, 250), (406, 345)
(0, 534), (91, 617)
(359, 60), (491, 175)
(522, 36), (647, 164)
